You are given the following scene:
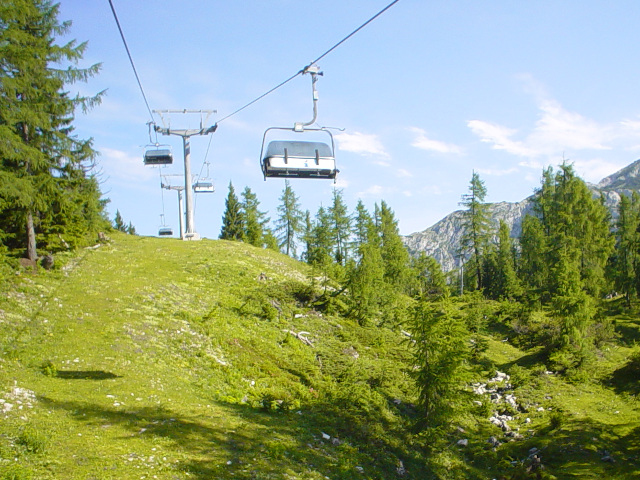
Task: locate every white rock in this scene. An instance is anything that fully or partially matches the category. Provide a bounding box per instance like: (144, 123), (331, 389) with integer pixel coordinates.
(457, 439), (468, 446)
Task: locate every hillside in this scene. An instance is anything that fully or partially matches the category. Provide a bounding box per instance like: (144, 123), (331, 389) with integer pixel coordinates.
(404, 159), (640, 270)
(1, 234), (640, 479)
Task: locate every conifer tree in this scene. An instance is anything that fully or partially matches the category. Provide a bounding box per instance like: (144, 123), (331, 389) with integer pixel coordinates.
(352, 200), (376, 257)
(114, 210), (126, 232)
(275, 180), (304, 257)
(348, 241), (385, 325)
(610, 192), (640, 305)
(0, 0), (106, 259)
(411, 252), (446, 299)
(307, 206), (333, 267)
(376, 201), (410, 289)
(240, 186), (268, 247)
(411, 296), (470, 425)
(219, 182), (244, 240)
(329, 189), (352, 265)
(459, 171), (490, 291)
(485, 220), (520, 299)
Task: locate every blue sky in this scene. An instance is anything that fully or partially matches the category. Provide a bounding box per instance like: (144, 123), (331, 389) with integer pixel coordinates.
(57, 0), (640, 238)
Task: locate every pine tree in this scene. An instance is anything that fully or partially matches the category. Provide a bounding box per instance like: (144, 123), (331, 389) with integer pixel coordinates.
(348, 241), (385, 325)
(274, 180), (304, 257)
(240, 186), (268, 247)
(0, 0), (106, 259)
(219, 182), (244, 240)
(459, 172), (490, 290)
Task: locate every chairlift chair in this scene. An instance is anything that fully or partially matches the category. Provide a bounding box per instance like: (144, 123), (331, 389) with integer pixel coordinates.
(158, 226), (173, 236)
(193, 181), (214, 193)
(259, 64), (338, 181)
(260, 131), (337, 179)
(144, 146), (173, 165)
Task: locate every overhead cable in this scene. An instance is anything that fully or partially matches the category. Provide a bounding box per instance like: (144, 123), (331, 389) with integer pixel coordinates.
(216, 0), (401, 125)
(107, 0), (155, 122)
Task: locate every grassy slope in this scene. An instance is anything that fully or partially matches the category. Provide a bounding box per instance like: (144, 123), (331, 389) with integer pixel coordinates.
(0, 234), (639, 479)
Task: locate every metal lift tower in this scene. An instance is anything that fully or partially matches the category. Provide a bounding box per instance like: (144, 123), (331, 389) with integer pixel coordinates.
(154, 109), (217, 240)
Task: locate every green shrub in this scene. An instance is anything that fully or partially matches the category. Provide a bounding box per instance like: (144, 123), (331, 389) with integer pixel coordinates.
(1, 464), (33, 480)
(17, 427), (47, 454)
(40, 360), (57, 377)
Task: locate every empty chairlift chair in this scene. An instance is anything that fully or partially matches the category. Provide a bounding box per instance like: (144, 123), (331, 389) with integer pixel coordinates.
(158, 226), (173, 236)
(259, 64), (339, 181)
(261, 138), (337, 179)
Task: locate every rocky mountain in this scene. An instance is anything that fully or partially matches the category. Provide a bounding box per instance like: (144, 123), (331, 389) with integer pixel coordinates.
(403, 159), (640, 271)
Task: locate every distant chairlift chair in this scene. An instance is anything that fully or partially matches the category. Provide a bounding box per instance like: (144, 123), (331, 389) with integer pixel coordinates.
(144, 147), (173, 166)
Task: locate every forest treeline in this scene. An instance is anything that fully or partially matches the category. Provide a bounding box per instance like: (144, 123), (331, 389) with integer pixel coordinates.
(216, 162), (640, 425)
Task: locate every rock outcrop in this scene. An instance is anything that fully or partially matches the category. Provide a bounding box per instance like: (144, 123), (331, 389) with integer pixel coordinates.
(404, 159), (640, 271)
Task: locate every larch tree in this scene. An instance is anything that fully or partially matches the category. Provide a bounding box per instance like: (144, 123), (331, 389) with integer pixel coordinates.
(329, 188), (351, 265)
(274, 180), (304, 257)
(459, 171), (490, 291)
(0, 0), (106, 259)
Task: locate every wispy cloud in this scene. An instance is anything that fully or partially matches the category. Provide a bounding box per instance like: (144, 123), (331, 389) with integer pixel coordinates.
(357, 185), (387, 197)
(100, 147), (158, 184)
(397, 168), (413, 178)
(468, 77), (616, 160)
(475, 166), (519, 176)
(335, 132), (389, 158)
(409, 127), (462, 154)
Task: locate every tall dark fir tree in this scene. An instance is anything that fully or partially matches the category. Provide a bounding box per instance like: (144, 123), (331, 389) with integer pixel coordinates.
(0, 0), (107, 259)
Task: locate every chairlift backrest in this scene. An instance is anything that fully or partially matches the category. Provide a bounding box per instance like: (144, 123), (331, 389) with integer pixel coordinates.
(144, 148), (173, 165)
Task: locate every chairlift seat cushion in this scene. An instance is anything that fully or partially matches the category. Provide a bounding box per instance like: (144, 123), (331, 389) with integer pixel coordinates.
(144, 149), (173, 165)
(263, 141), (336, 179)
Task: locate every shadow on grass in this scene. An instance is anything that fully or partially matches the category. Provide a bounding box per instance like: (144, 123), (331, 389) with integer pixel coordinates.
(55, 370), (121, 380)
(608, 353), (640, 396)
(38, 395), (426, 480)
(494, 415), (639, 479)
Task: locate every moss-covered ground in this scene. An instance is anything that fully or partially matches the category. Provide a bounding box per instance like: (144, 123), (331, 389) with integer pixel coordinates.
(0, 233), (638, 479)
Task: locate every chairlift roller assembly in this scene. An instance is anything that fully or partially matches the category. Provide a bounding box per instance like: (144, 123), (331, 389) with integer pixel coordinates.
(193, 181), (214, 193)
(260, 64), (338, 181)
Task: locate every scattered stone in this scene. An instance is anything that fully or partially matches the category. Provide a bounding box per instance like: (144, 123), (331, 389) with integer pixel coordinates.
(355, 466), (364, 473)
(40, 254), (54, 270)
(525, 418), (531, 423)
(473, 400), (483, 406)
(397, 460), (406, 476)
(321, 432), (331, 440)
(331, 437), (342, 446)
(457, 439), (468, 447)
(529, 447), (539, 456)
(488, 436), (501, 447)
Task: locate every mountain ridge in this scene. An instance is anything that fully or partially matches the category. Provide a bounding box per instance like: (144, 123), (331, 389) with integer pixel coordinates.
(404, 159), (640, 271)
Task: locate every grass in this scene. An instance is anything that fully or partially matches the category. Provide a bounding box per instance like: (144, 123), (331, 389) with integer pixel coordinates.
(0, 233), (639, 479)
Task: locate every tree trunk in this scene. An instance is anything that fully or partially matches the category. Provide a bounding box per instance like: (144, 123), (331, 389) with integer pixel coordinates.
(26, 210), (37, 261)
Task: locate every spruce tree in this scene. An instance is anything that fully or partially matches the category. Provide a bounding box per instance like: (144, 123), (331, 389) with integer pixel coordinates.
(114, 210), (126, 232)
(0, 0), (106, 259)
(219, 182), (244, 240)
(351, 200), (376, 257)
(274, 180), (304, 257)
(459, 172), (490, 290)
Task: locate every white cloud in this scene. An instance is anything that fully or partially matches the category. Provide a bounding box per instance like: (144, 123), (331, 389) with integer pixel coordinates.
(100, 147), (158, 184)
(475, 167), (518, 176)
(333, 176), (350, 188)
(357, 185), (386, 197)
(335, 132), (389, 158)
(409, 127), (462, 154)
(397, 168), (413, 178)
(468, 79), (625, 162)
